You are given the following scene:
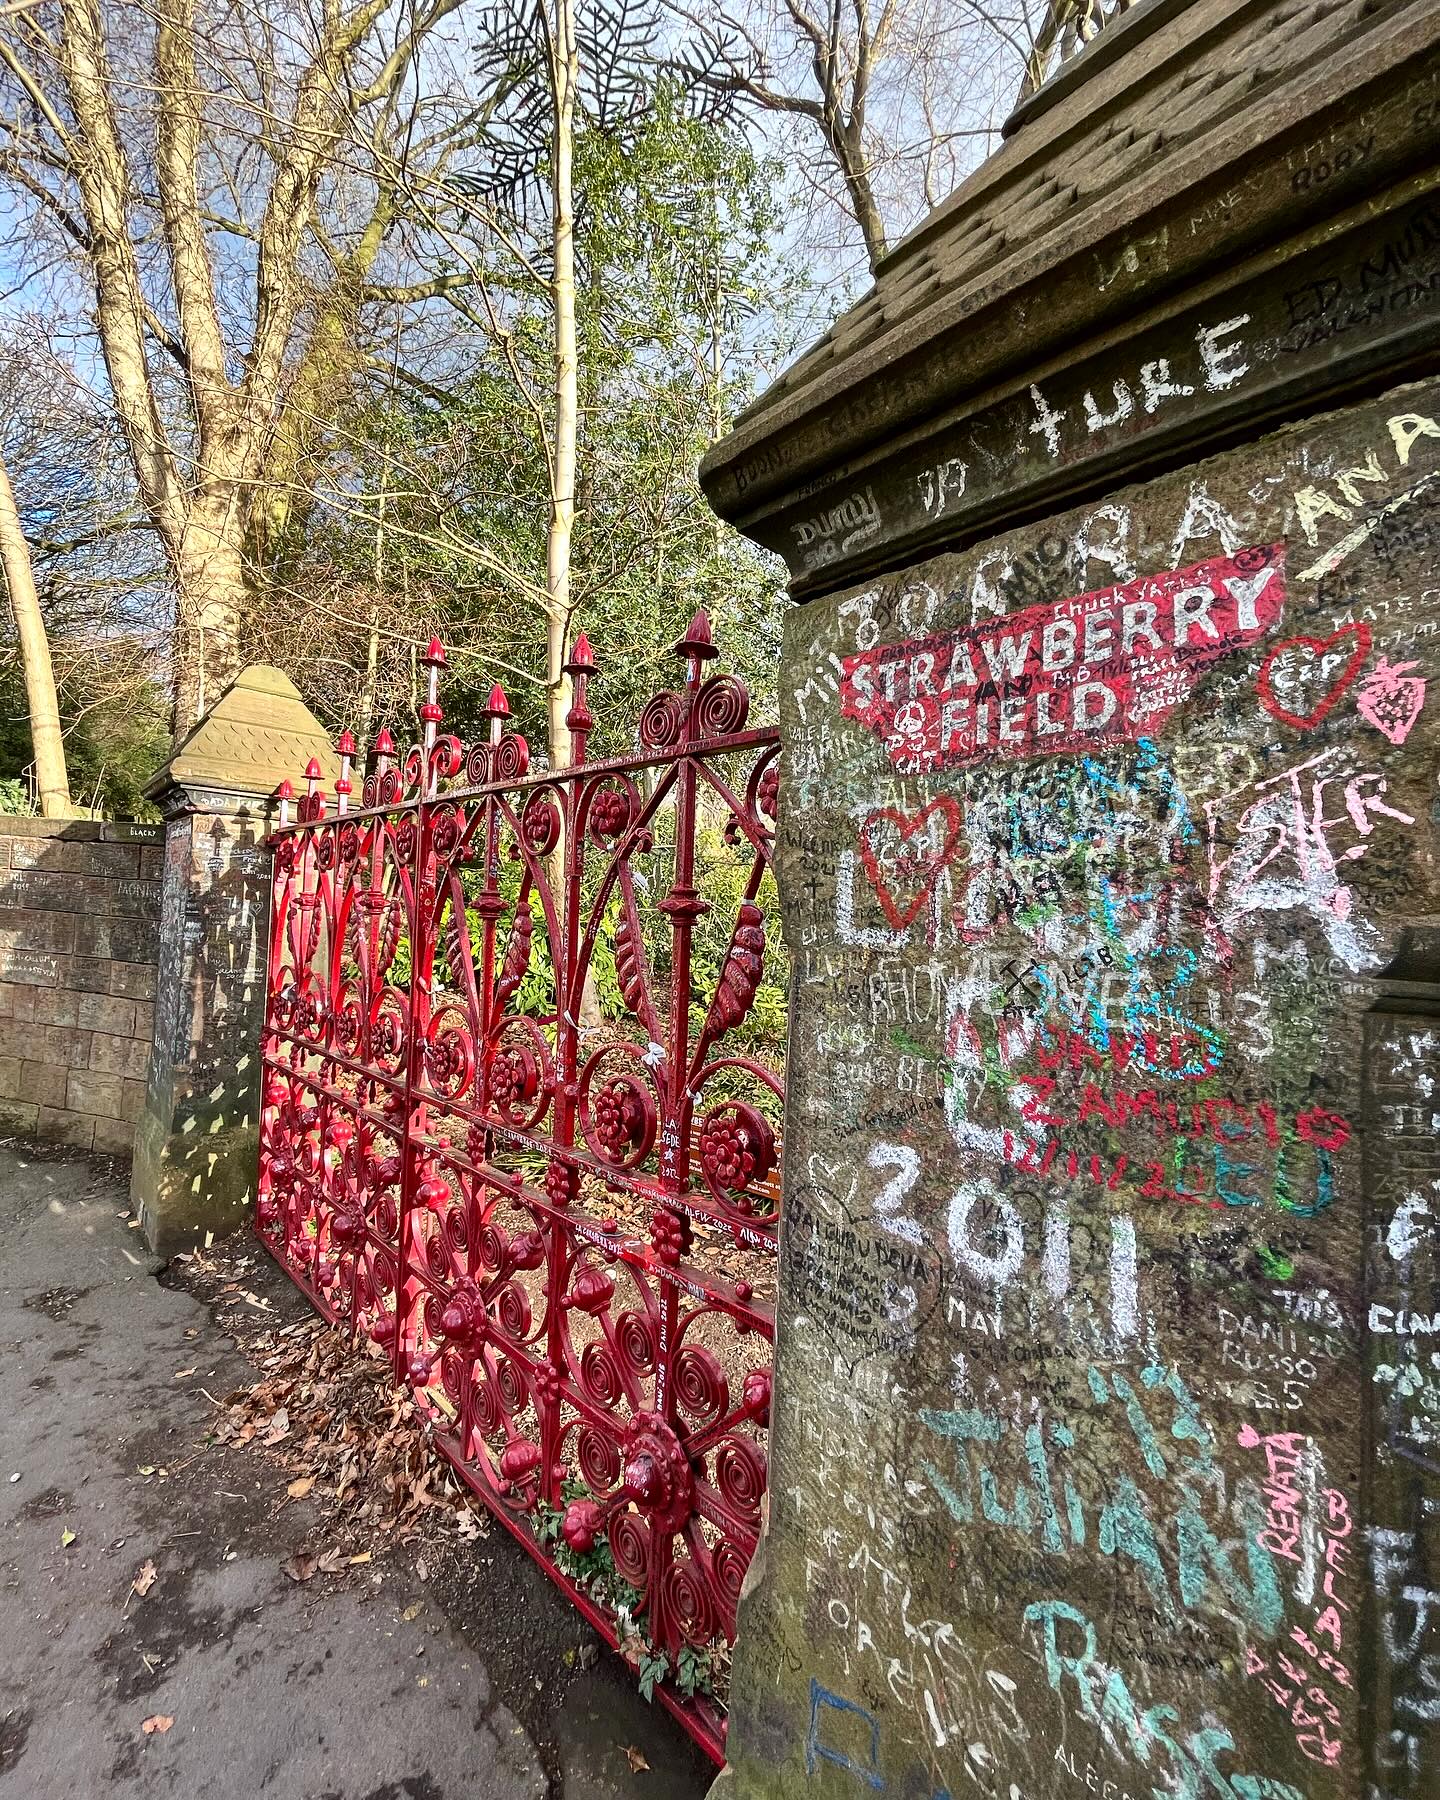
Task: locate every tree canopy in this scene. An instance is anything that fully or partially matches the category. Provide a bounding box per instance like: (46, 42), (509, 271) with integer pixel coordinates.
(0, 0), (1032, 812)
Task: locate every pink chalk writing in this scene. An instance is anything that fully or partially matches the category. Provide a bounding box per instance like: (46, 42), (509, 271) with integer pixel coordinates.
(840, 544), (1286, 773)
(1237, 1427), (1355, 1768)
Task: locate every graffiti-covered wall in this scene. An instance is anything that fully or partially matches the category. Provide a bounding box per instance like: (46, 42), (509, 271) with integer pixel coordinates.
(719, 379), (1438, 1798)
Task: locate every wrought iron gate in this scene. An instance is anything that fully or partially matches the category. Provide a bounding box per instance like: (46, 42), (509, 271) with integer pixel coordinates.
(256, 615), (782, 1761)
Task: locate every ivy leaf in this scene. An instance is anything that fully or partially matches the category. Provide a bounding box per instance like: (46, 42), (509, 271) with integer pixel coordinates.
(637, 1650), (668, 1702)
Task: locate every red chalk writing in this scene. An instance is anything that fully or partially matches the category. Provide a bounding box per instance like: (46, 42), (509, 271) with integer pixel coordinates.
(840, 544), (1286, 772)
(1000, 1074), (1350, 1216)
(857, 798), (964, 929)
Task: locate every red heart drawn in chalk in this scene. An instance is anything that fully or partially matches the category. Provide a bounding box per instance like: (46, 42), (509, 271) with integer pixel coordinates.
(857, 797), (964, 930)
(1257, 622), (1372, 730)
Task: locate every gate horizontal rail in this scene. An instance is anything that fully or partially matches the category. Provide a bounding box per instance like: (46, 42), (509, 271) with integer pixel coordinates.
(256, 613), (783, 1761)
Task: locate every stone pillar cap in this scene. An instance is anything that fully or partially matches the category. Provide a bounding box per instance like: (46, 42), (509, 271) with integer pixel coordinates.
(144, 665), (339, 805)
(699, 0), (1440, 596)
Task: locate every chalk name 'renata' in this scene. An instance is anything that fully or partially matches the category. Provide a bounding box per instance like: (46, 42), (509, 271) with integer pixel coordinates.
(840, 545), (1286, 773)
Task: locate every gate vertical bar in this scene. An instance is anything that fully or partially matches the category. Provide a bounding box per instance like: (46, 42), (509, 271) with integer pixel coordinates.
(397, 639), (446, 1382)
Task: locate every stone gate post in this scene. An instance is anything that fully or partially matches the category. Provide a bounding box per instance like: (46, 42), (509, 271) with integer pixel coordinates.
(132, 666), (336, 1255)
(702, 3), (1440, 1796)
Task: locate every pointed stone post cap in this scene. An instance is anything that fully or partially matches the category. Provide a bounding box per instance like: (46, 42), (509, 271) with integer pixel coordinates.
(143, 665), (339, 815)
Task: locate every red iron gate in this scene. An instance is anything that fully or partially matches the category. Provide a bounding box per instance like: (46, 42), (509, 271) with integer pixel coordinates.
(256, 615), (781, 1760)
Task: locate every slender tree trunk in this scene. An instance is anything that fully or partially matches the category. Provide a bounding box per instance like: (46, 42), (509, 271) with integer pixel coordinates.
(547, 0), (605, 1030)
(0, 451), (73, 817)
(173, 487), (248, 733)
(358, 452), (387, 748)
(359, 603), (381, 748)
(546, 0), (579, 776)
(839, 132), (888, 270)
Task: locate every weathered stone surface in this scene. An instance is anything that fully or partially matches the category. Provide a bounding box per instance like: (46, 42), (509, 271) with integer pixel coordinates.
(108, 960), (156, 1002)
(0, 1101), (40, 1135)
(714, 377), (1440, 1798)
(87, 1031), (151, 1080)
(30, 988), (79, 1029)
(0, 915), (76, 957)
(35, 1105), (94, 1151)
(18, 1063), (67, 1108)
(75, 991), (134, 1038)
(0, 818), (164, 1155)
(66, 1068), (126, 1120)
(702, 4), (1440, 1793)
(132, 665), (337, 1255)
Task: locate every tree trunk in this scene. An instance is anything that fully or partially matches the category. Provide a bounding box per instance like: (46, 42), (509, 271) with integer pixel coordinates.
(0, 450), (73, 817)
(172, 489), (248, 733)
(839, 128), (888, 271)
(547, 0), (605, 1031)
(358, 602), (381, 749)
(546, 0), (579, 776)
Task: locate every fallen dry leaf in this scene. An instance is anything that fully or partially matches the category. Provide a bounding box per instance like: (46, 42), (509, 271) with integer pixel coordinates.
(316, 1546), (345, 1574)
(283, 1551), (317, 1584)
(401, 1602), (422, 1622)
(173, 1367), (196, 1380)
(132, 1560), (158, 1598)
(348, 1551), (372, 1566)
(624, 1746), (650, 1773)
(141, 1715), (174, 1736)
(286, 1476), (315, 1500)
(60, 1528), (76, 1548)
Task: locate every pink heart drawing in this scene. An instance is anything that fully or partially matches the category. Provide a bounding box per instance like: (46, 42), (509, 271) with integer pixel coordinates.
(1355, 657), (1427, 745)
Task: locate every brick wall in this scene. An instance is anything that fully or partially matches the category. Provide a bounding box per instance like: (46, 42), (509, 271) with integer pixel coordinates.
(0, 818), (163, 1154)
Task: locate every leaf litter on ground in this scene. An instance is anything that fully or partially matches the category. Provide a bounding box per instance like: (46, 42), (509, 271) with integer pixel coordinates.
(176, 1242), (489, 1581)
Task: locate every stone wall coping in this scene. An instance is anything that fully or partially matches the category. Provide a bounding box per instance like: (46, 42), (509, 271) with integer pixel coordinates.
(0, 818), (162, 842)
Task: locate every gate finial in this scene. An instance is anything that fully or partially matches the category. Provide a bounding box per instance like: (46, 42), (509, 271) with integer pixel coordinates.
(564, 631), (596, 760)
(674, 609), (718, 661)
(420, 639), (446, 752)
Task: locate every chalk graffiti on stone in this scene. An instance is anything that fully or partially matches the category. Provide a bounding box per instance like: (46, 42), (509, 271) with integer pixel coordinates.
(1255, 621), (1372, 730)
(839, 545), (1286, 772)
(1355, 655), (1427, 743)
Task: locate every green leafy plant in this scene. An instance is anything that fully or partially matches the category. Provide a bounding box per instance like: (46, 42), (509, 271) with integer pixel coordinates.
(638, 1648), (670, 1702)
(674, 1644), (715, 1699)
(0, 776), (32, 815)
(524, 1479), (719, 1707)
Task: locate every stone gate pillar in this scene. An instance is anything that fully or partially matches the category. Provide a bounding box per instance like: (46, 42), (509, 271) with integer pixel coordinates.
(702, 3), (1440, 1796)
(133, 666), (336, 1255)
